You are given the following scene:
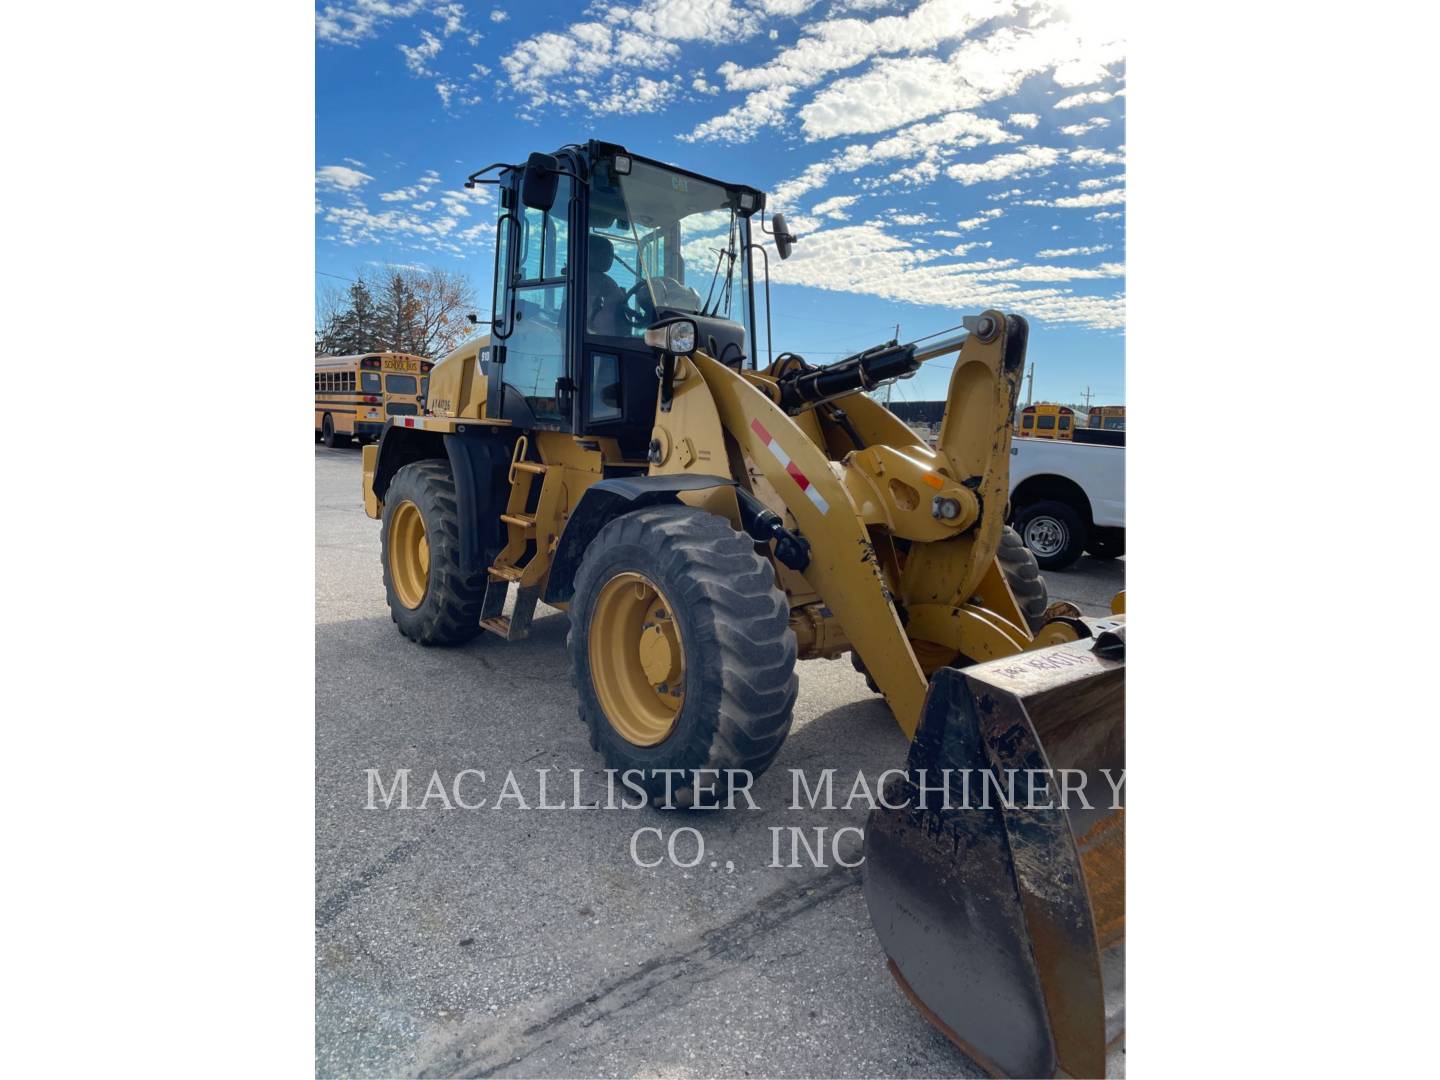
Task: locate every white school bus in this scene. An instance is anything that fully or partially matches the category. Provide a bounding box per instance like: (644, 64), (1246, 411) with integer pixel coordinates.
(315, 353), (432, 447)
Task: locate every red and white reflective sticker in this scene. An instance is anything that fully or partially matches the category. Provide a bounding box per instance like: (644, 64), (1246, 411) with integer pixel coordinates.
(750, 418), (830, 514)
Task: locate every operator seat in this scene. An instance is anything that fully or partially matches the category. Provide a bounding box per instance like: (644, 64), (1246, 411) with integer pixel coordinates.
(586, 235), (629, 337)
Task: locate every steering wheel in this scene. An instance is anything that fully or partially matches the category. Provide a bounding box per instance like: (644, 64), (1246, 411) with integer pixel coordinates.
(621, 276), (696, 327)
(620, 280), (655, 327)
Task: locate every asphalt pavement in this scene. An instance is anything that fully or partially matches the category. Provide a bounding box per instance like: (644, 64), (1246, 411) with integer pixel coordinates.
(315, 444), (1126, 1078)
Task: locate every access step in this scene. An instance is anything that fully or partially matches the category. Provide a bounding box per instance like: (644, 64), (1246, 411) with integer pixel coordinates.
(478, 577), (540, 641)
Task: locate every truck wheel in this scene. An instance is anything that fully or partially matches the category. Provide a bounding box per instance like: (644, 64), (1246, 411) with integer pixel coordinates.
(998, 525), (1050, 631)
(1087, 528), (1125, 560)
(381, 460), (488, 645)
(1015, 500), (1087, 570)
(568, 504), (798, 807)
(322, 414), (350, 448)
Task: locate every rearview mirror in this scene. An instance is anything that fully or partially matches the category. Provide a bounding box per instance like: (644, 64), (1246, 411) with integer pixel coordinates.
(772, 212), (795, 260)
(521, 152), (559, 213)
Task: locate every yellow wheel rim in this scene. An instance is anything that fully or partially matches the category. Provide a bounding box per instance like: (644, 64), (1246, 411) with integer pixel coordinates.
(589, 571), (685, 746)
(388, 500), (430, 610)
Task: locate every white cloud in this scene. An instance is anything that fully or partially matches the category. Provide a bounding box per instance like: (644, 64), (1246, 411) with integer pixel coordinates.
(501, 17), (682, 107)
(955, 208), (1004, 229)
(1036, 244), (1111, 257)
(1055, 89), (1114, 109)
(1050, 187), (1125, 208)
(986, 187), (1024, 200)
(945, 146), (1063, 185)
(692, 73), (720, 94)
(316, 1), (426, 45)
(767, 221), (1125, 330)
(1091, 210), (1122, 220)
(585, 75), (682, 114)
(890, 212), (934, 225)
(1008, 112), (1039, 128)
(316, 165), (373, 191)
(1059, 117), (1110, 136)
(435, 3), (465, 35)
(813, 194), (860, 219)
(691, 0), (1013, 143)
(1077, 175), (1121, 189)
(378, 170), (441, 202)
(1070, 146), (1126, 167)
(490, 8), (509, 21)
(794, 9), (1124, 140)
(769, 110), (1020, 205)
(343, 157), (367, 169)
(399, 29), (443, 76)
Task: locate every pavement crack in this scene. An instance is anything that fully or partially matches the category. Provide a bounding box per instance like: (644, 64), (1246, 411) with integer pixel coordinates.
(315, 835), (427, 929)
(426, 862), (861, 1078)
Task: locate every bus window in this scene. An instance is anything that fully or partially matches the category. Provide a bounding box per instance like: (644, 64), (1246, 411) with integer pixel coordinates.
(1059, 415), (1071, 431)
(1038, 415), (1055, 430)
(362, 372), (381, 394)
(386, 374), (418, 396)
(420, 377), (429, 401)
(1022, 414), (1034, 429)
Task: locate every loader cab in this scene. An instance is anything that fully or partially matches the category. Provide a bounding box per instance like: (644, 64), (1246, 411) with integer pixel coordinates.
(482, 142), (763, 458)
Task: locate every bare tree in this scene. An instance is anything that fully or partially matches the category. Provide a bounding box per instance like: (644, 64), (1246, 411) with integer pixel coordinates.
(315, 266), (478, 358)
(394, 266), (476, 358)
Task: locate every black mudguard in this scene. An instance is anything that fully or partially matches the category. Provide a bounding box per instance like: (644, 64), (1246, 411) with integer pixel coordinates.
(544, 474), (734, 606)
(371, 426), (516, 575)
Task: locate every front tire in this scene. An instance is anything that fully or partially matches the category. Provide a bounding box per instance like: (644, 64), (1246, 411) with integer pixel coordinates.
(568, 505), (798, 807)
(1014, 499), (1087, 570)
(381, 460), (488, 645)
(997, 524), (1049, 630)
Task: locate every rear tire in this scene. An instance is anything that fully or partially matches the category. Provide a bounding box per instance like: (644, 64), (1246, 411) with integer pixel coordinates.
(322, 414), (350, 448)
(1014, 499), (1086, 570)
(381, 460), (488, 645)
(997, 524), (1049, 631)
(568, 505), (798, 807)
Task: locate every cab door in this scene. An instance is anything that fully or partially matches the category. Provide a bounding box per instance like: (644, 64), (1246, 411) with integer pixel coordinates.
(490, 173), (576, 430)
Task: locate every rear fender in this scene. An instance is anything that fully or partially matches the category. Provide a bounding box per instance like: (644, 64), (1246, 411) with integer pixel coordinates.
(370, 425), (516, 575)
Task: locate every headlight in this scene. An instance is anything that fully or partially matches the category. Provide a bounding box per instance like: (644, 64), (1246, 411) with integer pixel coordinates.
(644, 319), (697, 355)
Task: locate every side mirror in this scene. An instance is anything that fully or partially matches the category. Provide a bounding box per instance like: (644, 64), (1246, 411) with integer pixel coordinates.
(772, 212), (795, 260)
(520, 152), (559, 213)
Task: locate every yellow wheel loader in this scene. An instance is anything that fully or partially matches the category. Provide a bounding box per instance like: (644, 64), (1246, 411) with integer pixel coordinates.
(361, 141), (1125, 1077)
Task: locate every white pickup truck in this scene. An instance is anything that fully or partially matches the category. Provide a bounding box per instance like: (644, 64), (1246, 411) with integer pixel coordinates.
(1007, 436), (1125, 569)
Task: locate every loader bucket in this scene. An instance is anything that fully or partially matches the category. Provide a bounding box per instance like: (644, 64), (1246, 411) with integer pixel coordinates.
(864, 622), (1125, 1078)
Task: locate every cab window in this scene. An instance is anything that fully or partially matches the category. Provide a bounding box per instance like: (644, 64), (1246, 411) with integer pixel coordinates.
(507, 174), (573, 422)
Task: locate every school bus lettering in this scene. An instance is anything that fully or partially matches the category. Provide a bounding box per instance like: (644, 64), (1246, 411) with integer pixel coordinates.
(316, 352), (433, 447)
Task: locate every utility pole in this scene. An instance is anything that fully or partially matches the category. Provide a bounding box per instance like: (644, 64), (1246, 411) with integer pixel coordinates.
(1025, 363), (1035, 406)
(1081, 385), (1094, 409)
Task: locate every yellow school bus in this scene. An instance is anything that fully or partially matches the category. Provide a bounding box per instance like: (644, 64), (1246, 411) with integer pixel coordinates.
(1017, 402), (1076, 440)
(1087, 404), (1126, 431)
(315, 353), (432, 447)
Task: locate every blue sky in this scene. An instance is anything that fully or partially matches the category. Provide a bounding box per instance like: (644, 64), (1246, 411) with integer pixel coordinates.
(316, 0), (1125, 404)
